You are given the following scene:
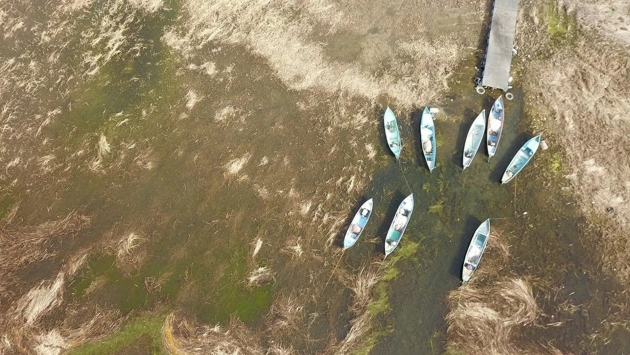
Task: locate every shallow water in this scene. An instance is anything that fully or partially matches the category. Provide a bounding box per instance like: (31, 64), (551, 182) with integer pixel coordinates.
(2, 1), (630, 354)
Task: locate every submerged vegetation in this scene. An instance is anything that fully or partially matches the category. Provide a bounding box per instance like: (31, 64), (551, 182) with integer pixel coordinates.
(1, 0), (629, 353)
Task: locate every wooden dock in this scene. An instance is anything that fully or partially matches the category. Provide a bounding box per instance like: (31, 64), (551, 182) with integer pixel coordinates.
(481, 0), (519, 91)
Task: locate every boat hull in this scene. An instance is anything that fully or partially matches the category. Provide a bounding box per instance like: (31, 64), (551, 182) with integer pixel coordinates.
(384, 194), (414, 258)
(501, 135), (542, 184)
(463, 110), (486, 169)
(462, 219), (491, 282)
(384, 107), (402, 159)
(420, 107), (436, 172)
(343, 199), (374, 249)
(487, 96), (504, 159)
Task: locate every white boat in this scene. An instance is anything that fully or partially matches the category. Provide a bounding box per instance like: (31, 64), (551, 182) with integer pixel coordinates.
(462, 110), (486, 169)
(501, 135), (542, 184)
(487, 96), (504, 160)
(384, 194), (414, 258)
(384, 107), (402, 159)
(342, 199), (374, 249)
(462, 219), (490, 282)
(420, 107), (436, 172)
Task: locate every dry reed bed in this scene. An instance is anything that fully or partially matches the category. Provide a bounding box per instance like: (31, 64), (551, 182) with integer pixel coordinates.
(162, 266), (381, 354)
(516, 1), (630, 285)
(162, 0), (466, 108)
(445, 231), (564, 355)
(0, 207), (90, 307)
(0, 207), (130, 353)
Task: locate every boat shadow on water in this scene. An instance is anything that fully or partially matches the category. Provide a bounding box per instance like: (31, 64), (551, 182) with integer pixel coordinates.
(450, 107), (479, 168)
(488, 132), (531, 183)
(409, 108), (425, 168)
(373, 190), (408, 257)
(448, 215), (483, 279)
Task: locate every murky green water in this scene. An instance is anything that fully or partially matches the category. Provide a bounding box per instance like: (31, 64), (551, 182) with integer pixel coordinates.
(3, 1), (630, 354)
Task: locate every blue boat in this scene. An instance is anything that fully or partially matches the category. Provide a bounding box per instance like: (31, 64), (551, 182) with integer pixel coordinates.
(420, 107), (436, 172)
(384, 194), (414, 258)
(462, 219), (490, 282)
(462, 110), (486, 170)
(487, 96), (504, 160)
(384, 107), (402, 159)
(501, 135), (542, 184)
(342, 199), (374, 249)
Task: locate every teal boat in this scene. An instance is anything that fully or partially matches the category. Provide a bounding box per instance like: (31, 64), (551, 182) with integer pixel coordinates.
(462, 110), (486, 170)
(342, 199), (374, 249)
(384, 107), (402, 159)
(501, 135), (542, 184)
(420, 107), (436, 172)
(462, 219), (490, 282)
(384, 194), (414, 258)
(487, 96), (504, 160)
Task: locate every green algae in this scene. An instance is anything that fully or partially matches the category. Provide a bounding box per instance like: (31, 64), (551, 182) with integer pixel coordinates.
(66, 312), (167, 355)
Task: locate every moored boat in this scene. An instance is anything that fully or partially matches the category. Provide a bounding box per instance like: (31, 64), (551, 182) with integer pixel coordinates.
(342, 199), (374, 249)
(462, 219), (491, 282)
(462, 109), (486, 170)
(384, 194), (414, 258)
(420, 107), (436, 172)
(487, 96), (504, 160)
(384, 107), (402, 159)
(501, 135), (542, 184)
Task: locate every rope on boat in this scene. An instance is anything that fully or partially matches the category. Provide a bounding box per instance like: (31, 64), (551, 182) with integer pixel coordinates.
(397, 159), (413, 196)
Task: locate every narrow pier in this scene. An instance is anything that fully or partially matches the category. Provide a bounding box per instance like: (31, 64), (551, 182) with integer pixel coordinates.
(481, 0), (519, 91)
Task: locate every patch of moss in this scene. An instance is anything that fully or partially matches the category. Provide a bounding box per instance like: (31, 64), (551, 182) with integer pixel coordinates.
(67, 312), (167, 355)
(547, 3), (578, 42)
(429, 201), (444, 215)
(359, 241), (420, 352)
(549, 151), (563, 176)
(189, 247), (274, 325)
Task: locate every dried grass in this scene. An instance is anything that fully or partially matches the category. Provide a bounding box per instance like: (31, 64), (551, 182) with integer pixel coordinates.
(0, 210), (90, 302)
(115, 232), (147, 273)
(349, 268), (379, 313)
(247, 266), (275, 286)
(163, 0), (462, 107)
(162, 313), (265, 355)
(252, 238), (263, 257)
(267, 294), (304, 335)
(447, 277), (551, 354)
(445, 230), (561, 355)
(13, 272), (65, 326)
(519, 2), (630, 284)
(223, 153), (252, 176)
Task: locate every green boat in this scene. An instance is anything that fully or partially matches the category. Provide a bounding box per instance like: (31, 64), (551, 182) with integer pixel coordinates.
(384, 194), (414, 258)
(462, 110), (486, 170)
(501, 135), (542, 184)
(420, 107), (436, 172)
(462, 219), (490, 282)
(384, 107), (402, 159)
(342, 199), (374, 249)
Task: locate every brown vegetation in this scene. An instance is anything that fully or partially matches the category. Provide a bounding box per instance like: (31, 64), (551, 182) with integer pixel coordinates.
(0, 208), (90, 308)
(517, 0), (630, 284)
(445, 231), (562, 355)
